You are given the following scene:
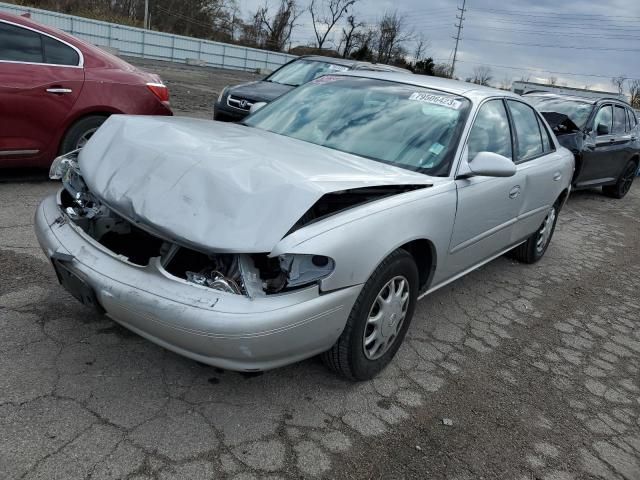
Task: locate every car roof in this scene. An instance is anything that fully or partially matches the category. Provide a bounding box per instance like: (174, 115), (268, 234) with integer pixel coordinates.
(298, 55), (410, 73)
(524, 92), (632, 107)
(336, 70), (522, 102)
(0, 11), (140, 71)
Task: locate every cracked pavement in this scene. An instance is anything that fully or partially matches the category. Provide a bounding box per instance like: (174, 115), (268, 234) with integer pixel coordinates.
(1, 180), (638, 479)
(1, 61), (639, 479)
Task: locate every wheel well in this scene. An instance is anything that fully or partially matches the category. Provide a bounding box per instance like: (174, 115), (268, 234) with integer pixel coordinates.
(557, 188), (570, 208)
(399, 239), (436, 290)
(631, 155), (639, 168)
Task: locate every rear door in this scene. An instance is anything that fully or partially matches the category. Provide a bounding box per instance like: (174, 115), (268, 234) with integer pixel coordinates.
(0, 20), (84, 161)
(506, 100), (563, 243)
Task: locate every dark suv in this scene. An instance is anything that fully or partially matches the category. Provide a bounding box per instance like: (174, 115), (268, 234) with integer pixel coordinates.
(526, 93), (639, 199)
(213, 55), (408, 122)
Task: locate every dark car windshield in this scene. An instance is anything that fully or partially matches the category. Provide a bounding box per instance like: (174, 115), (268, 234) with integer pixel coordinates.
(527, 96), (593, 129)
(245, 77), (470, 176)
(267, 59), (350, 86)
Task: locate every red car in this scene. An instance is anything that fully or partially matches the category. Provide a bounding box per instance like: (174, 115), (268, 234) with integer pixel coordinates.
(0, 12), (172, 168)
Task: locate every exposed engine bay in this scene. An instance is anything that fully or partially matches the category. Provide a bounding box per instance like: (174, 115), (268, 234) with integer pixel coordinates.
(54, 152), (334, 298)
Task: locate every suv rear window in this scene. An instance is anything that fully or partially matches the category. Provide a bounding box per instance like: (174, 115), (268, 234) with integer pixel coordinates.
(613, 106), (627, 134)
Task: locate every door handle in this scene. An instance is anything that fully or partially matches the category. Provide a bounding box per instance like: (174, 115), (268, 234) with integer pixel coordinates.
(46, 88), (73, 94)
(509, 186), (521, 199)
(553, 172), (562, 181)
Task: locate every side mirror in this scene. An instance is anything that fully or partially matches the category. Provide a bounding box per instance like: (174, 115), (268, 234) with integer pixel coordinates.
(465, 151), (516, 177)
(249, 101), (267, 114)
(596, 122), (610, 136)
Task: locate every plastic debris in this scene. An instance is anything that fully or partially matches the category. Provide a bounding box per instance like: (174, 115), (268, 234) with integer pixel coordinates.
(442, 418), (453, 426)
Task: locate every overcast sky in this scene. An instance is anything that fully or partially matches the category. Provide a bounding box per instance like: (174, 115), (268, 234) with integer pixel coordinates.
(238, 0), (640, 93)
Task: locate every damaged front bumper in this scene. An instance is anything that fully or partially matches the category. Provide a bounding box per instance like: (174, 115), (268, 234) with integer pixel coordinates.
(35, 193), (362, 371)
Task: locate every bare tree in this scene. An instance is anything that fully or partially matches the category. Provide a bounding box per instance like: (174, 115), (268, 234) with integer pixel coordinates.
(629, 79), (640, 109)
(375, 11), (413, 64)
(518, 73), (531, 83)
(258, 0), (302, 51)
(547, 76), (558, 86)
(611, 75), (627, 96)
(309, 0), (356, 50)
(499, 75), (512, 91)
(471, 66), (493, 86)
(339, 14), (362, 58)
(413, 34), (429, 63)
(432, 63), (452, 78)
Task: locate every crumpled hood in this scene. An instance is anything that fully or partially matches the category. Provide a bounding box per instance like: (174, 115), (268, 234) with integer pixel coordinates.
(227, 80), (294, 102)
(79, 115), (431, 253)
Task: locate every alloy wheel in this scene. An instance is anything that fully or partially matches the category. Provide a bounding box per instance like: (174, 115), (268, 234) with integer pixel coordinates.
(536, 206), (557, 255)
(76, 128), (98, 149)
(362, 275), (410, 360)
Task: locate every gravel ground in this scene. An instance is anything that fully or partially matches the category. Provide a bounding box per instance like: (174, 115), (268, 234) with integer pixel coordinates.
(1, 59), (639, 479)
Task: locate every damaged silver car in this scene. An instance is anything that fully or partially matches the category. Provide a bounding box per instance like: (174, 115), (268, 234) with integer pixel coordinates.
(36, 73), (574, 380)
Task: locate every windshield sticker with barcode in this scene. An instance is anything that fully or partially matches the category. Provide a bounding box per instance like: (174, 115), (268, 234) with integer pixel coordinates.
(328, 64), (349, 71)
(409, 92), (462, 109)
(312, 75), (343, 84)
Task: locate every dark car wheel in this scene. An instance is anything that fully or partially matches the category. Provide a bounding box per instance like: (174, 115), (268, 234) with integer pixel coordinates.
(59, 115), (108, 154)
(510, 202), (559, 264)
(602, 160), (637, 199)
(321, 249), (419, 380)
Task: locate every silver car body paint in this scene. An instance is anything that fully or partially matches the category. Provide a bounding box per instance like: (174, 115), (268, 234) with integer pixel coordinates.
(35, 72), (574, 371)
(79, 116), (432, 253)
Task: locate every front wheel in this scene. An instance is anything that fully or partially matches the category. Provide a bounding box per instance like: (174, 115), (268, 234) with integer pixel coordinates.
(510, 203), (559, 264)
(602, 160), (637, 199)
(322, 249), (419, 380)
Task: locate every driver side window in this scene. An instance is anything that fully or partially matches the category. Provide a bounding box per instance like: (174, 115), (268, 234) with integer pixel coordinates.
(593, 105), (613, 136)
(467, 99), (513, 162)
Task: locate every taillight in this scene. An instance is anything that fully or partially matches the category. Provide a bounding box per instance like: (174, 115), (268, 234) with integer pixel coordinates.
(146, 82), (169, 103)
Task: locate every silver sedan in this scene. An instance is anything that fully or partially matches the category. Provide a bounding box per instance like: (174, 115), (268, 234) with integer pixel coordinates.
(35, 72), (574, 380)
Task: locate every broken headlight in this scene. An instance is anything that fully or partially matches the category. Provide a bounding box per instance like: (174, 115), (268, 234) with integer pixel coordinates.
(49, 149), (80, 180)
(278, 254), (335, 288)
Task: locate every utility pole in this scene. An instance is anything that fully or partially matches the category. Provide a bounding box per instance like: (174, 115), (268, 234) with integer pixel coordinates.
(144, 0), (149, 29)
(451, 0), (466, 78)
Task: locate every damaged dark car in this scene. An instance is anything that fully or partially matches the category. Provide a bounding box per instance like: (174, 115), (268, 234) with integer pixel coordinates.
(526, 93), (640, 198)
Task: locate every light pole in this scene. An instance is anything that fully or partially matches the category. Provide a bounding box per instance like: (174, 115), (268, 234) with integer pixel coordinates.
(144, 0), (149, 29)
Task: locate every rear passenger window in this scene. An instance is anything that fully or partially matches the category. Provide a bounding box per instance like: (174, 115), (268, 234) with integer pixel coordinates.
(628, 109), (637, 129)
(613, 106), (627, 134)
(507, 100), (544, 161)
(0, 21), (43, 63)
(43, 35), (79, 66)
(536, 115), (554, 153)
(467, 99), (513, 161)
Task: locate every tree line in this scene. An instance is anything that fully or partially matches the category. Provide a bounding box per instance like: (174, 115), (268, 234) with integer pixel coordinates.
(11, 0), (451, 76)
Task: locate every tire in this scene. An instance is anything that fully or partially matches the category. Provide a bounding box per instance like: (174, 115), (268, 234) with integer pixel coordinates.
(510, 201), (559, 264)
(321, 249), (419, 381)
(59, 115), (108, 154)
(602, 160), (637, 199)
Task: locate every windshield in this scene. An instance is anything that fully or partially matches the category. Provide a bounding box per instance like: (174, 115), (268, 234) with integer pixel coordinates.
(527, 97), (593, 129)
(267, 59), (350, 86)
(245, 77), (470, 176)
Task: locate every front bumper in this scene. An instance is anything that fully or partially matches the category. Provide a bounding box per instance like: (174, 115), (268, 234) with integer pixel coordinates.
(213, 101), (249, 122)
(35, 193), (361, 371)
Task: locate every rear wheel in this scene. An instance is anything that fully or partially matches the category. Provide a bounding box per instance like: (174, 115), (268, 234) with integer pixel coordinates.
(59, 115), (108, 154)
(321, 249), (419, 380)
(510, 202), (559, 264)
(602, 160), (637, 199)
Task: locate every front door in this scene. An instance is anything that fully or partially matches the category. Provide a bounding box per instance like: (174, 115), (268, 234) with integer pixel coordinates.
(448, 99), (524, 276)
(578, 104), (629, 186)
(0, 20), (84, 162)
